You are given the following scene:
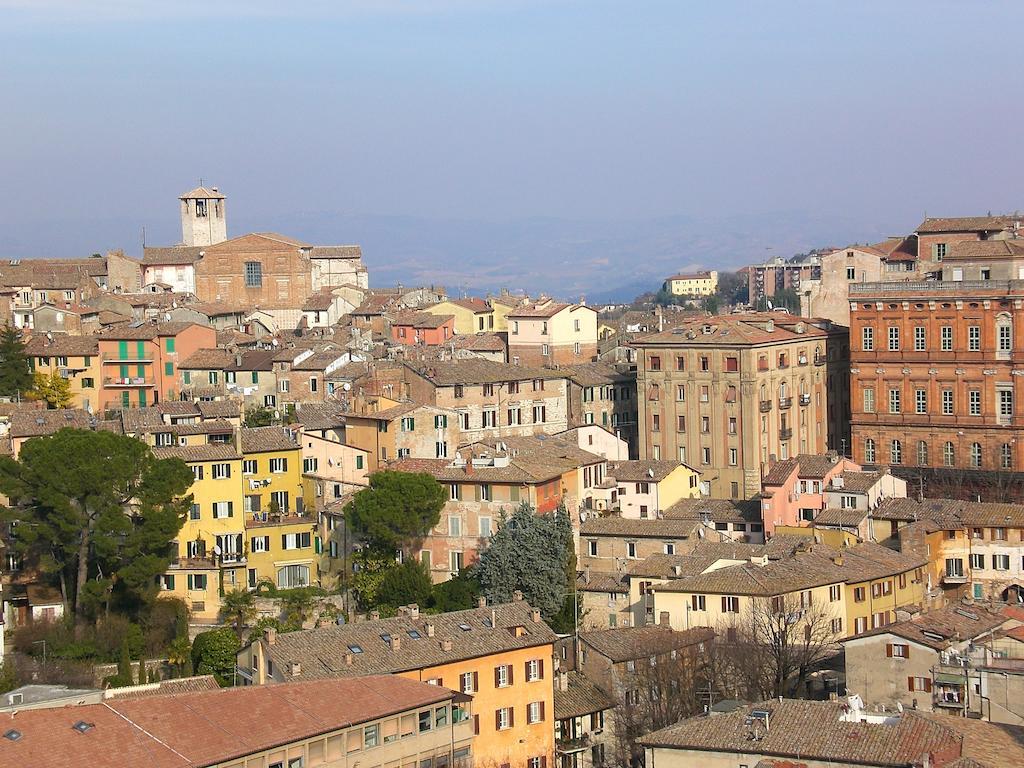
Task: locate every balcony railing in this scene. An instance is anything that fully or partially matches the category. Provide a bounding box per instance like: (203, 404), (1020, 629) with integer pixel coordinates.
(814, 355), (826, 366)
(104, 376), (155, 387)
(759, 400), (773, 413)
(799, 394), (811, 406)
(556, 735), (591, 754)
(778, 397), (792, 409)
(102, 354), (153, 363)
(849, 279), (1024, 296)
(942, 571), (968, 585)
(780, 427), (793, 440)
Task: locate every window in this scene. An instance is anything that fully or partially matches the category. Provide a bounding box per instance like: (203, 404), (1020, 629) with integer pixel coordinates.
(243, 459), (257, 475)
(889, 643), (909, 659)
(998, 387), (1013, 423)
(675, 355), (685, 371)
(909, 677), (931, 692)
(729, 448), (737, 466)
(701, 415), (710, 433)
(587, 539), (598, 557)
(364, 724), (379, 749)
(244, 261), (263, 288)
(862, 327), (874, 351)
(187, 574), (207, 591)
(888, 326), (900, 351)
(251, 535), (269, 553)
(863, 387), (875, 413)
(649, 355), (661, 371)
(663, 542), (675, 555)
(191, 465), (204, 481)
(970, 442), (982, 468)
(971, 553), (985, 570)
(914, 326), (926, 351)
(277, 564), (310, 588)
(270, 457), (288, 473)
(721, 596), (739, 613)
(853, 586), (866, 602)
(355, 455), (364, 470)
(212, 463), (231, 479)
(1002, 442), (1013, 469)
(968, 325), (981, 351)
(940, 325), (953, 351)
(994, 554), (1011, 571)
(890, 439), (902, 465)
(435, 441), (448, 458)
(525, 658), (542, 681)
(942, 389), (954, 415)
(854, 616), (867, 634)
(917, 441), (929, 466)
(969, 390), (981, 416)
(448, 516), (462, 537)
(189, 503), (201, 520)
(495, 665), (512, 688)
(846, 266), (856, 280)
(419, 710), (433, 732)
(691, 594), (706, 611)
(212, 501), (233, 519)
(303, 457), (317, 473)
(626, 541), (637, 559)
(526, 701), (544, 725)
(829, 584), (841, 602)
(998, 316), (1013, 356)
(281, 532), (311, 550)
(279, 379), (290, 393)
(889, 388), (901, 414)
(496, 707), (513, 730)
(915, 388), (927, 414)
(461, 671), (478, 693)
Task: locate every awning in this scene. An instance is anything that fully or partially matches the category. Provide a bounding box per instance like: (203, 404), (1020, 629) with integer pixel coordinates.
(935, 672), (967, 685)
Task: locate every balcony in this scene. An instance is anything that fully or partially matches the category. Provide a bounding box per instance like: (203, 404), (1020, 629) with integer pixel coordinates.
(778, 397), (792, 409)
(556, 735), (591, 755)
(759, 400), (773, 413)
(779, 427), (793, 440)
(799, 394), (811, 406)
(942, 571), (968, 585)
(104, 376), (154, 387)
(814, 355), (826, 366)
(102, 353), (153, 363)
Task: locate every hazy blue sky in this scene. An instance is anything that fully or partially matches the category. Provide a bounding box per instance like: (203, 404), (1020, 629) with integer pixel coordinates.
(2, 0), (1022, 285)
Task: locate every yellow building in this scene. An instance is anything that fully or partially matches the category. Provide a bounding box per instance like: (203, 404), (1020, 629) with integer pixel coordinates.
(154, 426), (315, 621)
(238, 599), (556, 768)
(422, 297), (495, 335)
(663, 270), (719, 297)
(648, 540), (925, 640)
(25, 334), (101, 412)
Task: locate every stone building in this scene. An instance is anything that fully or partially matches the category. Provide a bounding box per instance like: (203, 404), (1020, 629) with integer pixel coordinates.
(558, 362), (638, 455)
(632, 313), (849, 500)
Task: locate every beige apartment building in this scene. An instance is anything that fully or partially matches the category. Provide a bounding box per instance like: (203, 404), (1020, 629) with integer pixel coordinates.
(632, 313), (849, 499)
(507, 300), (598, 366)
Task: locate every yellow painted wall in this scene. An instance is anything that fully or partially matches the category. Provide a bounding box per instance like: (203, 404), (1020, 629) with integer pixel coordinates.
(31, 352), (101, 412)
(423, 301), (493, 335)
(844, 568), (925, 634)
(657, 465), (702, 505)
(247, 517), (319, 590)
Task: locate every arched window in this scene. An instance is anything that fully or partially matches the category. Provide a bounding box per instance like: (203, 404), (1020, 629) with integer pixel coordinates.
(760, 384), (767, 401)
(891, 440), (902, 465)
(779, 381), (788, 399)
(864, 438), (876, 463)
(649, 383), (660, 401)
(917, 441), (929, 466)
(1002, 443), (1013, 469)
(997, 313), (1013, 358)
(970, 442), (982, 468)
(943, 441), (956, 467)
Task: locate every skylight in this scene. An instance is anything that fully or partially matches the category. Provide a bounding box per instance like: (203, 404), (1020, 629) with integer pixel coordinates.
(3, 729), (21, 742)
(407, 629), (422, 639)
(458, 623), (472, 631)
(72, 721), (94, 734)
(347, 644), (363, 654)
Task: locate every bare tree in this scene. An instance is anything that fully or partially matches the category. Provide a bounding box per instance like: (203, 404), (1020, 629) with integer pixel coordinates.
(712, 593), (841, 700)
(611, 648), (711, 767)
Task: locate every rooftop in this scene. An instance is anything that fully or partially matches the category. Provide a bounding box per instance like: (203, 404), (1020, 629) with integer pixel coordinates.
(844, 602), (1008, 650)
(579, 625), (713, 664)
(405, 359), (566, 386)
(915, 215), (1019, 234)
(553, 671), (617, 720)
(240, 426), (299, 454)
(632, 313), (838, 347)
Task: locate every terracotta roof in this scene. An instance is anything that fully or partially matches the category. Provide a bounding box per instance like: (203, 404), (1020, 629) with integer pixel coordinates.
(10, 408), (92, 437)
(240, 426), (298, 454)
(302, 290), (339, 311)
(554, 361), (631, 386)
(0, 675), (456, 768)
(392, 310), (453, 329)
(814, 507), (870, 527)
(24, 334), (99, 357)
(405, 359), (566, 386)
(580, 517), (703, 539)
(197, 400), (240, 419)
(633, 314), (837, 347)
(152, 443), (241, 462)
(873, 497), (1024, 528)
(293, 403), (346, 431)
(915, 215), (1018, 234)
(156, 401), (201, 417)
(792, 452), (844, 479)
(641, 700), (963, 767)
(945, 239), (1024, 261)
(450, 333), (507, 352)
(443, 297), (491, 313)
(507, 301), (575, 318)
(102, 675), (220, 699)
(141, 245), (204, 265)
(576, 570), (628, 594)
(761, 457), (799, 486)
(831, 470), (885, 493)
(845, 603), (1008, 650)
(607, 460), (690, 483)
(921, 711), (1024, 768)
(179, 348), (233, 370)
(662, 497), (761, 524)
(225, 349), (276, 371)
(308, 245), (363, 260)
(249, 601), (556, 679)
(97, 321), (198, 340)
(553, 671), (617, 720)
(579, 625), (713, 664)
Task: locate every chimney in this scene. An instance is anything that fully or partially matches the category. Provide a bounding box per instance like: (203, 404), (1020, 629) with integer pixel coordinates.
(441, 638), (453, 651)
(833, 554), (844, 567)
(558, 670), (569, 692)
(370, 610), (381, 621)
(344, 653), (353, 666)
(477, 596), (487, 608)
(584, 565), (591, 584)
(425, 622), (435, 637)
(408, 604), (419, 619)
(491, 608), (497, 628)
(289, 661), (302, 677)
(264, 627), (277, 645)
(659, 611), (670, 627)
(512, 590), (524, 602)
(531, 608), (541, 624)
(389, 634), (402, 651)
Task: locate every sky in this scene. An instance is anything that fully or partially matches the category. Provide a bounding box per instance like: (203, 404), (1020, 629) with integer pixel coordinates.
(1, 1), (1022, 292)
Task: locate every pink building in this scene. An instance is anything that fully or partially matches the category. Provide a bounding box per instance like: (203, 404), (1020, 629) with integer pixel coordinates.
(759, 452), (860, 538)
(390, 311), (455, 346)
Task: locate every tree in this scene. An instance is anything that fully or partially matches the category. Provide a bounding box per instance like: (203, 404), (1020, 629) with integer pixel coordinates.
(712, 593), (840, 700)
(344, 471), (446, 555)
(0, 660), (18, 694)
(377, 558), (432, 611)
(243, 406), (275, 428)
(167, 635), (192, 678)
(0, 429), (193, 629)
(715, 271), (749, 306)
(430, 570), (480, 613)
(137, 658), (148, 684)
(220, 588), (258, 640)
(191, 627), (240, 686)
(474, 503), (573, 621)
(757, 287), (800, 313)
(0, 324), (32, 398)
(28, 370), (74, 409)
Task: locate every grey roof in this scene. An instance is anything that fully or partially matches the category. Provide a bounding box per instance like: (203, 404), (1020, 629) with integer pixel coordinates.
(249, 601), (556, 679)
(10, 408), (92, 438)
(553, 672), (617, 719)
(240, 426), (298, 453)
(579, 625), (713, 664)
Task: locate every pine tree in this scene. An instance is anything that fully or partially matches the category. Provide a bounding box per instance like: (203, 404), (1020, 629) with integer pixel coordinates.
(0, 324), (33, 398)
(138, 659), (147, 684)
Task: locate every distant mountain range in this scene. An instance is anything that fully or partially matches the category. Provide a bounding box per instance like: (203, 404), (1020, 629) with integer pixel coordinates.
(1, 209), (896, 303)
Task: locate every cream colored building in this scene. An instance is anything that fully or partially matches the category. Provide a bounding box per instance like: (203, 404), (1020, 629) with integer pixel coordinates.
(663, 270), (718, 297)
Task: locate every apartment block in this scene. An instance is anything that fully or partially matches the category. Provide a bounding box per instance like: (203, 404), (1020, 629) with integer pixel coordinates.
(663, 270), (718, 297)
(633, 313), (849, 500)
(559, 362), (639, 454)
(848, 280), (1024, 481)
(507, 300), (598, 366)
(25, 335), (101, 412)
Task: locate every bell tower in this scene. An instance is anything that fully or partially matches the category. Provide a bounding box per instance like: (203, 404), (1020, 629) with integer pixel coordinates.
(180, 185), (227, 246)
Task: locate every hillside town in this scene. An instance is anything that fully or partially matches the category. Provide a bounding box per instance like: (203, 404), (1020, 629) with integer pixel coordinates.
(0, 187), (1021, 768)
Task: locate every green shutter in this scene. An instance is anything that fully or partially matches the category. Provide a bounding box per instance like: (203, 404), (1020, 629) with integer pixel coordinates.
(409, 417), (415, 431)
(120, 364), (129, 378)
(136, 341), (145, 358)
(165, 362), (174, 376)
(138, 390), (146, 406)
(510, 485), (520, 502)
(356, 455), (364, 469)
(137, 364), (145, 378)
(121, 391), (130, 407)
(252, 371), (259, 384)
(118, 341), (128, 359)
(183, 371), (191, 385)
(475, 485), (481, 501)
(166, 337), (175, 353)
(166, 575), (174, 590)
(83, 356), (91, 366)
(315, 536), (322, 554)
(931, 243), (939, 259)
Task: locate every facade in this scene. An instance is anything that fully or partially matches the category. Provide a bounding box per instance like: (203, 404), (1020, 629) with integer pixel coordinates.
(746, 256), (821, 305)
(343, 401), (462, 472)
(597, 460), (701, 519)
(25, 335), (101, 412)
(0, 675), (475, 768)
(403, 360), (570, 444)
(559, 362), (638, 455)
(423, 297), (495, 335)
(633, 313), (849, 499)
(663, 270), (718, 297)
(238, 600), (556, 768)
(848, 280), (1024, 480)
(799, 245), (887, 325)
(97, 321), (216, 409)
(553, 670), (617, 768)
(507, 301), (598, 366)
(391, 311), (456, 346)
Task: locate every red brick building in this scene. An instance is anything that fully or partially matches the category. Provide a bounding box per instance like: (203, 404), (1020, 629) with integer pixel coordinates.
(849, 279), (1024, 482)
